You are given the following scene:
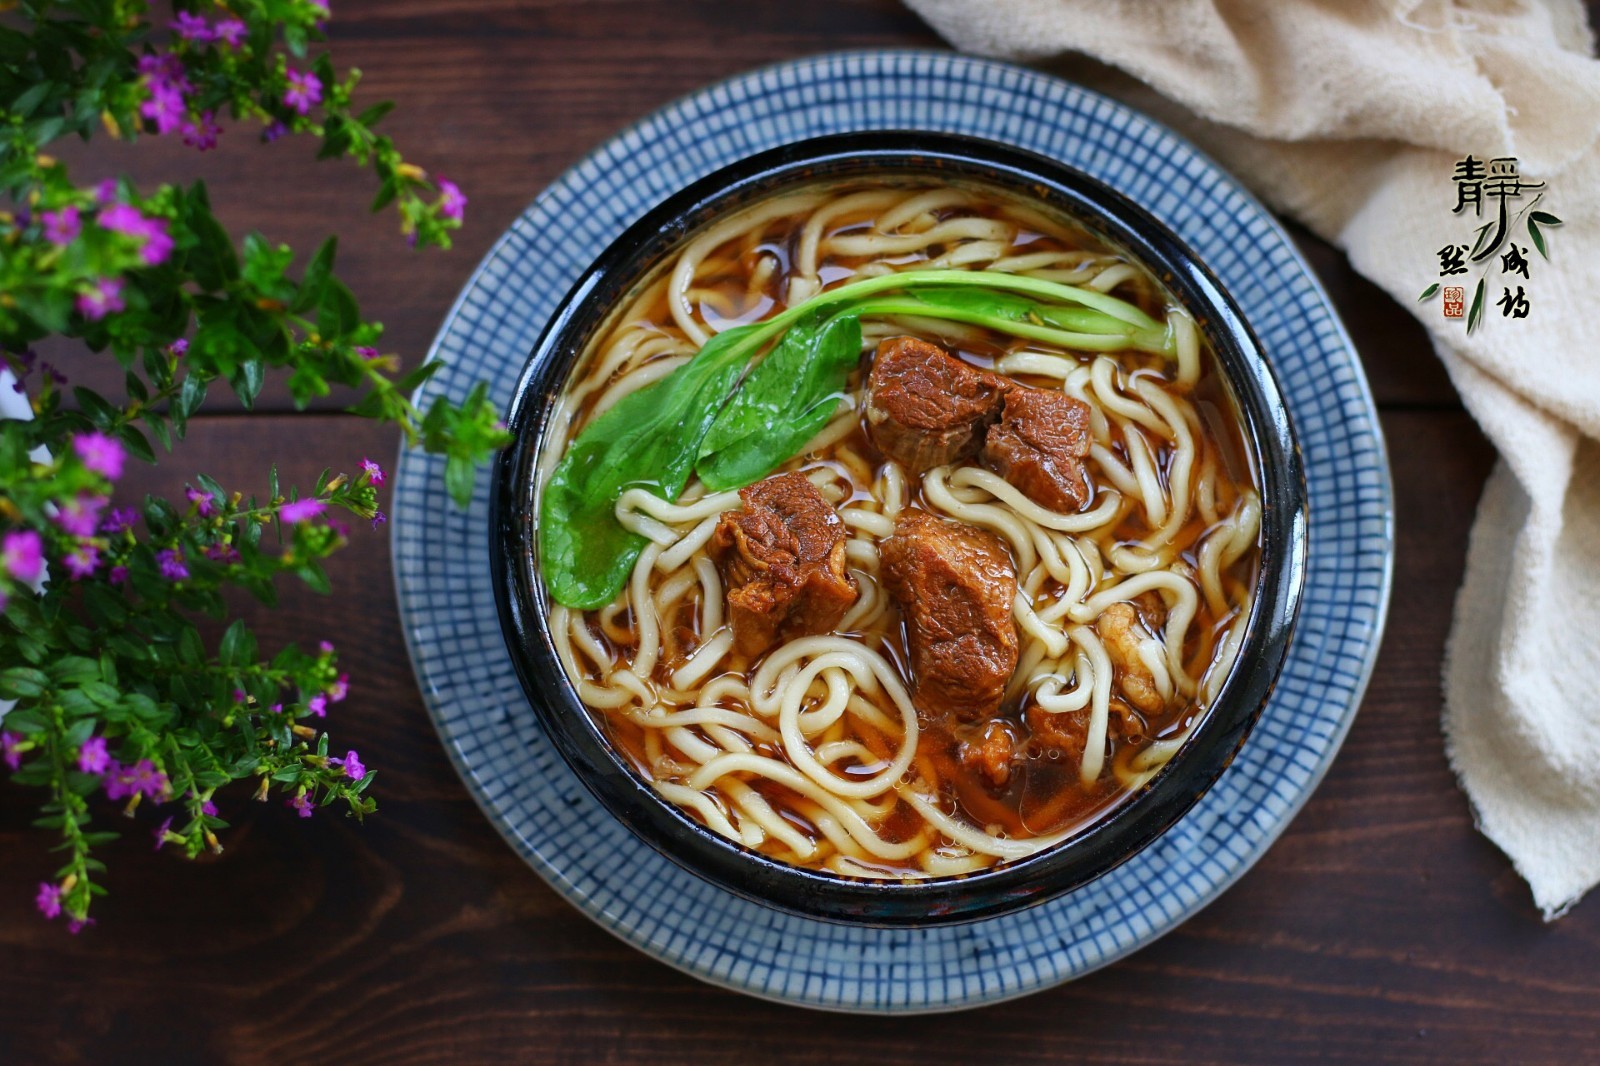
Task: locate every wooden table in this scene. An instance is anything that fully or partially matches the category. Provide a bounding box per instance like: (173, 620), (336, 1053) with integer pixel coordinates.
(3, 3), (1594, 1062)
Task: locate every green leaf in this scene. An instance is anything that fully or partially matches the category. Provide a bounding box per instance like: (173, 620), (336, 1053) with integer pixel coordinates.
(232, 359), (265, 409)
(1467, 277), (1487, 334)
(1417, 283), (1440, 302)
(444, 454), (475, 509)
(0, 667), (49, 699)
(696, 312), (863, 491)
(356, 101), (396, 127)
(1467, 220), (1496, 261)
(1529, 211), (1563, 227)
(118, 424), (155, 465)
(218, 620), (256, 667)
(539, 321), (762, 608)
(292, 237), (338, 314)
(1528, 219), (1548, 260)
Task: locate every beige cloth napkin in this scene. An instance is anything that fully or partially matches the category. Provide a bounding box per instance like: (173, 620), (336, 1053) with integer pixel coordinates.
(904, 0), (1600, 918)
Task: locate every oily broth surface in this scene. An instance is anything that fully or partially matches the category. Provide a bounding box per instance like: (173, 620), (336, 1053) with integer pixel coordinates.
(537, 177), (1261, 878)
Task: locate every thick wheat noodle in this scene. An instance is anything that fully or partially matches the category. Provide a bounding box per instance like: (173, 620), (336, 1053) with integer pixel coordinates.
(876, 187), (972, 231)
(672, 191), (826, 344)
(825, 217), (1013, 257)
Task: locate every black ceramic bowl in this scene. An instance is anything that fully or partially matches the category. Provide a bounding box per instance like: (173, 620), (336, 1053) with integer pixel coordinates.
(491, 131), (1307, 927)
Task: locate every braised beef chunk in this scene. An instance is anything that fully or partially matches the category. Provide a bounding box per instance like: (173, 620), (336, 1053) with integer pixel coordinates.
(958, 719), (1021, 790)
(1097, 601), (1165, 714)
(982, 386), (1093, 512)
(710, 472), (858, 657)
(880, 510), (1018, 722)
(866, 336), (1006, 473)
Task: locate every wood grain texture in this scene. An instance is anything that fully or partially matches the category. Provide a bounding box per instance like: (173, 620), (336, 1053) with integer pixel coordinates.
(5, 1), (1597, 1063)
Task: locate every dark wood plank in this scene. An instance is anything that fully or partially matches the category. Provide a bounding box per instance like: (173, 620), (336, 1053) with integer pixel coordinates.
(7, 406), (1590, 1066)
(43, 0), (1457, 415)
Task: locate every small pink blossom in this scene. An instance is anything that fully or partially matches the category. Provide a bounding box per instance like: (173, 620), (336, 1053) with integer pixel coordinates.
(371, 511), (386, 531)
(104, 758), (169, 802)
(214, 19), (247, 47)
(53, 495), (108, 538)
(279, 498), (325, 524)
(185, 485), (217, 518)
(283, 68), (322, 115)
(1, 731), (23, 771)
(436, 178), (466, 223)
(36, 881), (62, 919)
(101, 507), (138, 535)
(182, 111), (222, 151)
(108, 565), (129, 586)
(153, 816), (174, 850)
(2, 530), (44, 582)
(307, 694), (328, 717)
(157, 548), (189, 582)
(169, 12), (212, 42)
(72, 431), (125, 480)
(288, 793), (313, 818)
(139, 82), (187, 135)
(329, 673), (349, 702)
(63, 544), (99, 580)
(359, 458), (384, 485)
(330, 749), (366, 781)
(77, 277), (125, 320)
(41, 205), (80, 245)
(261, 120), (287, 143)
(98, 203), (173, 265)
(77, 736), (110, 775)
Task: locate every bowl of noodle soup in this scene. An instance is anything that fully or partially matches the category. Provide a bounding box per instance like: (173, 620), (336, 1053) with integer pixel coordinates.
(492, 132), (1307, 925)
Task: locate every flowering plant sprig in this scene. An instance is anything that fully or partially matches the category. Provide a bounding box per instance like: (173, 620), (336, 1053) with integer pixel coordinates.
(0, 1), (512, 929)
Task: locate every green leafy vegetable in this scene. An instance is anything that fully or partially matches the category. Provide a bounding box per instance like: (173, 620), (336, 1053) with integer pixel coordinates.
(540, 322), (764, 608)
(696, 313), (864, 491)
(540, 267), (1175, 608)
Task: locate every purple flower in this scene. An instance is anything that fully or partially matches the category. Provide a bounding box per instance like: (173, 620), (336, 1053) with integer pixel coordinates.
(279, 498), (325, 524)
(359, 458), (384, 485)
(214, 19), (247, 47)
(72, 431), (125, 480)
(437, 178), (467, 223)
(331, 749), (366, 781)
(153, 816), (174, 850)
(353, 346), (380, 361)
(185, 485), (217, 518)
(101, 507), (138, 535)
(202, 798), (218, 817)
(307, 694), (328, 717)
(94, 179), (119, 204)
(169, 11), (212, 42)
(157, 548), (189, 581)
(105, 758), (169, 802)
(77, 277), (125, 320)
(36, 882), (62, 919)
(77, 736), (110, 775)
(309, 0), (331, 27)
(108, 565), (128, 586)
(283, 68), (322, 116)
(288, 793), (313, 818)
(371, 511), (386, 531)
(168, 338), (189, 358)
(41, 205), (80, 245)
(139, 81), (187, 135)
(2, 732), (23, 771)
(53, 495), (108, 538)
(67, 917), (93, 934)
(261, 120), (287, 143)
(232, 688), (247, 704)
(182, 111), (222, 152)
(329, 673), (349, 702)
(319, 640), (335, 654)
(63, 544), (99, 580)
(98, 203), (172, 266)
(268, 702), (282, 714)
(2, 530), (44, 582)
(203, 542), (240, 565)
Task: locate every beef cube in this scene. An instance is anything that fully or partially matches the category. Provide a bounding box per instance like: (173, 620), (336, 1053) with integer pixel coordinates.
(865, 336), (1006, 474)
(880, 509), (1019, 722)
(710, 471), (858, 657)
(982, 386), (1093, 512)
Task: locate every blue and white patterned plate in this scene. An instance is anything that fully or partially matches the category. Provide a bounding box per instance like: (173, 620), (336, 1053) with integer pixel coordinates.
(392, 50), (1394, 1014)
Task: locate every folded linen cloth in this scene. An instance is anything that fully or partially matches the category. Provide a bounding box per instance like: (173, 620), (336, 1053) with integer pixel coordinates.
(904, 0), (1600, 918)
